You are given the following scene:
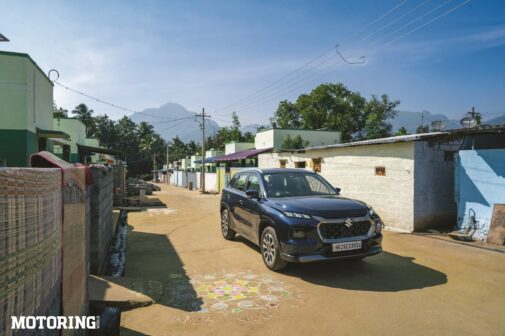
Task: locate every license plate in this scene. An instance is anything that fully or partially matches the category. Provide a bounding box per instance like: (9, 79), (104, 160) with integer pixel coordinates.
(332, 241), (362, 252)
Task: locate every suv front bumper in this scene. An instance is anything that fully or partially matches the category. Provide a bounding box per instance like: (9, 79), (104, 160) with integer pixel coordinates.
(280, 234), (382, 263)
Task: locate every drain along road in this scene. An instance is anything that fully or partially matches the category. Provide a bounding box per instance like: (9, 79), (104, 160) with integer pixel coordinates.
(120, 185), (505, 336)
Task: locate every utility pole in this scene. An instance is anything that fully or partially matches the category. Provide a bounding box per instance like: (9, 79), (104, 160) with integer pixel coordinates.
(197, 108), (210, 193)
(153, 154), (156, 182)
(166, 144), (169, 184)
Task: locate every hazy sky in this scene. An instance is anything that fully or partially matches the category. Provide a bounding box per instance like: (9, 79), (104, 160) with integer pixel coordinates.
(2, 0), (504, 125)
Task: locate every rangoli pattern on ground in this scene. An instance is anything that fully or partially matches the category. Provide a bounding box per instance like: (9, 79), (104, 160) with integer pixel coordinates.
(164, 270), (305, 316)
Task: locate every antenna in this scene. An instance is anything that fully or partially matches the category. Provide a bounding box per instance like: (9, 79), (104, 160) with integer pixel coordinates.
(460, 116), (477, 129)
(431, 120), (446, 131)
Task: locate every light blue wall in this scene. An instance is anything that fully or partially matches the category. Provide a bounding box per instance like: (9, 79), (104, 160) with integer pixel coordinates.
(455, 149), (505, 239)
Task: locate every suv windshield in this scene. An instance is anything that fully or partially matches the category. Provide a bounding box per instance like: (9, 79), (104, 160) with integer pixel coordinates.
(263, 172), (337, 198)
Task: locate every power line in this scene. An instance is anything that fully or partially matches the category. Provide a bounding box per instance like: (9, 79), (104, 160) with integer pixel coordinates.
(214, 0), (431, 115)
(54, 81), (139, 114)
(357, 0), (433, 44)
(214, 0), (410, 116)
(220, 0), (471, 116)
(368, 0), (454, 48)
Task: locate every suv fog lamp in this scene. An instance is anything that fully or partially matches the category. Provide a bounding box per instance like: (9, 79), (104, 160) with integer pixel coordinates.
(291, 227), (307, 239)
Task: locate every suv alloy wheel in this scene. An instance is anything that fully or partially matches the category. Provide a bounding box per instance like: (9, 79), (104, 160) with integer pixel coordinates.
(260, 226), (287, 271)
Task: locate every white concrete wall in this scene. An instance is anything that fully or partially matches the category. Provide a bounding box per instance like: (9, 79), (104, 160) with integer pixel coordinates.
(259, 142), (416, 232)
(225, 142), (255, 155)
(255, 129), (341, 151)
(196, 172), (218, 192)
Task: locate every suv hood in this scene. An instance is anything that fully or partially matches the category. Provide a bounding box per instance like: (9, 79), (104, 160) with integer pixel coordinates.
(265, 195), (368, 219)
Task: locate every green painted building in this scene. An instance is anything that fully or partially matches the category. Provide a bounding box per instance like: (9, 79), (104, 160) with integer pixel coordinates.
(0, 51), (69, 166)
(53, 117), (117, 163)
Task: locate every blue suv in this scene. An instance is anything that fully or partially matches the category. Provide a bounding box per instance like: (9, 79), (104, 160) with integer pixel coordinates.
(220, 168), (383, 271)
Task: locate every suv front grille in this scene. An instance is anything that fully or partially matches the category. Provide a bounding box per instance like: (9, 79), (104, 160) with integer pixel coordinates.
(318, 220), (372, 240)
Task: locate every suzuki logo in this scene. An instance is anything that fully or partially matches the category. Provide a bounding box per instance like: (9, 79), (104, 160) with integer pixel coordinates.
(344, 217), (353, 228)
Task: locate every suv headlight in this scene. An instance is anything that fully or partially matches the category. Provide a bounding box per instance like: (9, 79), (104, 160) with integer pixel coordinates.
(284, 211), (311, 219)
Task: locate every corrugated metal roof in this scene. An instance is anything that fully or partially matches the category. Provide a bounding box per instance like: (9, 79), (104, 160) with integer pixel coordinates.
(215, 147), (273, 162)
(302, 132), (448, 151)
(296, 125), (505, 152)
(194, 156), (218, 164)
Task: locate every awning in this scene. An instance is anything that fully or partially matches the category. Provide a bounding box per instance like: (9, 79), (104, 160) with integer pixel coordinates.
(194, 156), (218, 164)
(36, 128), (70, 139)
(214, 147), (273, 162)
(77, 144), (120, 155)
(49, 137), (71, 146)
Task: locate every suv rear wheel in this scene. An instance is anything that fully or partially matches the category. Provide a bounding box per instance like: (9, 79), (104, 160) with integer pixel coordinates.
(261, 226), (287, 271)
(221, 208), (236, 240)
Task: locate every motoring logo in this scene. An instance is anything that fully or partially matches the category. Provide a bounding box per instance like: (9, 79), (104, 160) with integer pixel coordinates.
(11, 316), (100, 330)
(344, 217), (353, 228)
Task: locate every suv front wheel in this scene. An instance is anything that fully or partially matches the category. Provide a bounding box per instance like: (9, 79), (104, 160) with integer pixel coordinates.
(261, 226), (287, 271)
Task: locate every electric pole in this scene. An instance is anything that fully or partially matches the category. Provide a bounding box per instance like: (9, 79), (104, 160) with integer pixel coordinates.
(166, 144), (169, 184)
(153, 154), (157, 181)
(197, 108), (210, 193)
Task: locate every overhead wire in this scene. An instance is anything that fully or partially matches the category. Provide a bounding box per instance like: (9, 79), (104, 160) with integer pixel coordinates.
(218, 0), (471, 116)
(214, 0), (411, 116)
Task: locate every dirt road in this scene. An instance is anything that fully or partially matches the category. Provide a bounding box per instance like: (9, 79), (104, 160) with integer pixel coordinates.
(120, 184), (505, 336)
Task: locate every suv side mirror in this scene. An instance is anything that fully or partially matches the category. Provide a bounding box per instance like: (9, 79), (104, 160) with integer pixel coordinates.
(334, 187), (341, 195)
(246, 189), (260, 199)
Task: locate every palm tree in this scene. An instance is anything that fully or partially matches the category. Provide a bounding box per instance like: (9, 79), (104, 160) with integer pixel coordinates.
(72, 103), (96, 137)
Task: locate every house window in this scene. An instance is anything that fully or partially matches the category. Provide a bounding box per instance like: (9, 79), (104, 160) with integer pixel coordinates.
(279, 159), (287, 168)
(312, 158), (321, 173)
(294, 161), (306, 169)
(375, 166), (386, 176)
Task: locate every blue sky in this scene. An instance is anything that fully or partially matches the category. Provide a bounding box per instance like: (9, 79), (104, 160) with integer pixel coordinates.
(1, 0), (504, 125)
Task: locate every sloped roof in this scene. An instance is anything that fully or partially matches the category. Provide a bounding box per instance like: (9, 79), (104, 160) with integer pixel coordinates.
(215, 147), (273, 162)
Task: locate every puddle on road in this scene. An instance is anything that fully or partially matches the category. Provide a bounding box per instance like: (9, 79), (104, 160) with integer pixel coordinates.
(161, 270), (305, 325)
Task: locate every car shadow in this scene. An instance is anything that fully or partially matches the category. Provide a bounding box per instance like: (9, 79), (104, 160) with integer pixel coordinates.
(103, 224), (204, 312)
(235, 236), (447, 292)
(282, 251), (447, 292)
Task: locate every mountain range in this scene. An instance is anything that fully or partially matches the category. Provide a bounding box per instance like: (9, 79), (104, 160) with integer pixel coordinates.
(130, 102), (504, 143)
(129, 102), (220, 143)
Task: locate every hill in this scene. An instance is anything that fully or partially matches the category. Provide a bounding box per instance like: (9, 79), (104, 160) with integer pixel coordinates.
(129, 102), (220, 143)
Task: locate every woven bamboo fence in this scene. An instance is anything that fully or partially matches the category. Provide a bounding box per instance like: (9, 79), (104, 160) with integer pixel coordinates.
(0, 168), (62, 336)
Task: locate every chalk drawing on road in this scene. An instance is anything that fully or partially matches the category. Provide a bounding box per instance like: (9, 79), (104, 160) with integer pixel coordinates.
(164, 270), (305, 320)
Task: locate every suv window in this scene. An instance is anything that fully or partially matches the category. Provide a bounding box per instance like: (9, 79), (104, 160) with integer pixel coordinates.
(246, 174), (260, 193)
(232, 174), (248, 191)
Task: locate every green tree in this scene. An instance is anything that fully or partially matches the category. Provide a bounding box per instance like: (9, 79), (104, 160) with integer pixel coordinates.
(230, 112), (241, 142)
(273, 83), (398, 142)
(53, 101), (68, 118)
(361, 94), (399, 139)
(94, 114), (118, 148)
(395, 127), (408, 136)
(281, 134), (309, 150)
(72, 103), (96, 137)
(274, 100), (300, 128)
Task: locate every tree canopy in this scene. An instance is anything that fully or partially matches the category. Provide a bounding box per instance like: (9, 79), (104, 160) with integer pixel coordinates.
(274, 83), (399, 142)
